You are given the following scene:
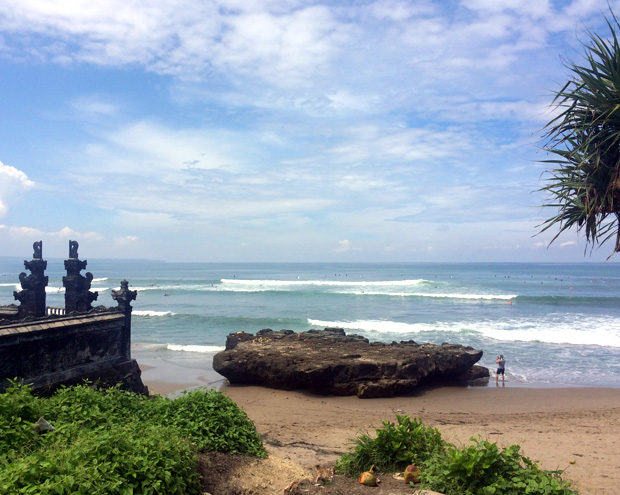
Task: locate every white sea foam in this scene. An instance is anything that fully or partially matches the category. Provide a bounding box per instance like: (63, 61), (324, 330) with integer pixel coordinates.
(479, 316), (620, 347)
(139, 343), (224, 353)
(335, 290), (516, 300)
(132, 284), (213, 292)
(139, 343), (169, 351)
(40, 286), (108, 294)
(167, 344), (225, 353)
(308, 315), (620, 348)
(133, 310), (176, 317)
(92, 277), (108, 283)
(45, 286), (65, 293)
(220, 278), (428, 288)
(309, 319), (430, 334)
(0, 283), (19, 288)
(218, 278), (514, 299)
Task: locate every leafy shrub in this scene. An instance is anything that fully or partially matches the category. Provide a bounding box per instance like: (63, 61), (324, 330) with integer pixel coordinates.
(0, 383), (266, 494)
(421, 437), (576, 495)
(335, 414), (446, 476)
(0, 381), (42, 460)
(161, 388), (266, 457)
(40, 384), (265, 457)
(335, 415), (577, 495)
(0, 424), (199, 495)
(40, 384), (154, 434)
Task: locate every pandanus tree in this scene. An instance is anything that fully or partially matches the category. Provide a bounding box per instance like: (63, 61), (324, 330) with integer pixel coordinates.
(539, 12), (620, 257)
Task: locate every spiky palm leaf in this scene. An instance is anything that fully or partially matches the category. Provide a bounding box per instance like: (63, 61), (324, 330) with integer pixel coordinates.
(539, 12), (620, 256)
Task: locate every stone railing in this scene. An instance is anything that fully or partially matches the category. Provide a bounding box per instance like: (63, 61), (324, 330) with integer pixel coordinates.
(46, 307), (66, 316)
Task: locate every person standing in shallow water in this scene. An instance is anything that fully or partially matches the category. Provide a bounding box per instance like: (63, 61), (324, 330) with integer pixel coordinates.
(496, 355), (505, 385)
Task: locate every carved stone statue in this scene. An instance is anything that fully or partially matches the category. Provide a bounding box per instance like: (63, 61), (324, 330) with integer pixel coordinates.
(112, 280), (137, 315)
(13, 240), (48, 318)
(69, 240), (79, 259)
(63, 241), (98, 313)
(112, 280), (137, 359)
(33, 241), (42, 260)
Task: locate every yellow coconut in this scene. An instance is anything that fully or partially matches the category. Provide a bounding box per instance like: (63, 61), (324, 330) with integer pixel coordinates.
(403, 464), (422, 483)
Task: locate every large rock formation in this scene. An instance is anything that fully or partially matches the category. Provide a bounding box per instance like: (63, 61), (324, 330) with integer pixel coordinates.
(213, 328), (488, 398)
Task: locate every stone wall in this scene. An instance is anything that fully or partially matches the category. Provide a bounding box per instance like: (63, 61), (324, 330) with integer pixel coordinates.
(0, 310), (147, 395)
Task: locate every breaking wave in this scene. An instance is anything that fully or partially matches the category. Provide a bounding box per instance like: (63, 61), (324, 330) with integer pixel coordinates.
(307, 316), (620, 347)
(134, 310), (176, 317)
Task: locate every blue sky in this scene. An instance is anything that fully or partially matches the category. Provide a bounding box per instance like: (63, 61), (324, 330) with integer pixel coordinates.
(1, 0), (619, 263)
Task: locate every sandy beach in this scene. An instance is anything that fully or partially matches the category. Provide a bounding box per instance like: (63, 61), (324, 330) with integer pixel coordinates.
(141, 359), (620, 495)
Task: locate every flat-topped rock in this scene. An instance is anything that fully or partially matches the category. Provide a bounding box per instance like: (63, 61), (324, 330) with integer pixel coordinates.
(213, 328), (488, 398)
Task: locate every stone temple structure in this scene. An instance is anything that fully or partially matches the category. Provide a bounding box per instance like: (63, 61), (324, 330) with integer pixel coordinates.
(0, 241), (147, 395)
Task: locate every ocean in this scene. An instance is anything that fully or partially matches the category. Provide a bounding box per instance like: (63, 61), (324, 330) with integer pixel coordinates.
(2, 259), (620, 388)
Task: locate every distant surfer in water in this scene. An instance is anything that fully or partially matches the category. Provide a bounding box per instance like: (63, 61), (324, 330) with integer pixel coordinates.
(496, 355), (505, 385)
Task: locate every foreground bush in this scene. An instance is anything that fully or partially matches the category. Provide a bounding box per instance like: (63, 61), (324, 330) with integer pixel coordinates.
(0, 382), (266, 494)
(335, 414), (446, 475)
(335, 414), (576, 495)
(2, 425), (198, 495)
(422, 437), (575, 495)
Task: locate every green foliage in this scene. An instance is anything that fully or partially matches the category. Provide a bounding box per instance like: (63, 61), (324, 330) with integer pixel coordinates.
(38, 384), (266, 457)
(160, 388), (266, 457)
(0, 425), (199, 495)
(0, 381), (43, 461)
(422, 437), (576, 495)
(40, 384), (155, 434)
(539, 9), (620, 257)
(0, 383), (266, 494)
(334, 414), (446, 476)
(335, 416), (577, 495)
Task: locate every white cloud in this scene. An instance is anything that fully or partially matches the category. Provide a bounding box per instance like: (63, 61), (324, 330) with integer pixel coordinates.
(114, 211), (180, 230)
(369, 0), (437, 21)
(560, 240), (577, 248)
(0, 1), (349, 87)
(52, 227), (102, 242)
(333, 239), (352, 253)
(2, 1), (619, 261)
(71, 96), (118, 117)
(214, 6), (348, 88)
(2, 225), (100, 241)
(0, 225), (108, 259)
(462, 0), (552, 18)
(80, 120), (247, 182)
(0, 0), (609, 131)
(0, 161), (34, 217)
(327, 125), (473, 165)
(114, 235), (140, 247)
(5, 225), (41, 237)
(0, 161), (34, 187)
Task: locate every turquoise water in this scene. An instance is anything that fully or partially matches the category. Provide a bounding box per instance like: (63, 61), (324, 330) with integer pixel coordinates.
(2, 259), (620, 387)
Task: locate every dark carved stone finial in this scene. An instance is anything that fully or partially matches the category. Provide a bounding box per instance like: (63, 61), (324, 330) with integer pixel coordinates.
(13, 242), (48, 318)
(112, 280), (137, 360)
(69, 240), (79, 259)
(63, 242), (97, 313)
(112, 280), (137, 315)
(33, 241), (42, 260)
